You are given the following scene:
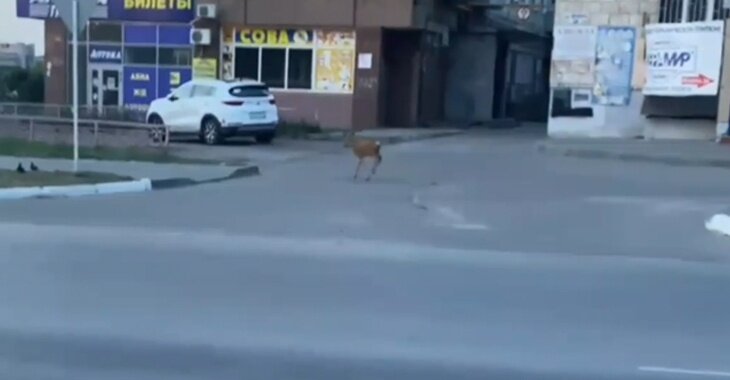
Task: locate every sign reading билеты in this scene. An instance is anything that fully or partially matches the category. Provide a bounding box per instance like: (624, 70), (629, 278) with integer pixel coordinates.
(644, 21), (724, 96)
(109, 0), (193, 21)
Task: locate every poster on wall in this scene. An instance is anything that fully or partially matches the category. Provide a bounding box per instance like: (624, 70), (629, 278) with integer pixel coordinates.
(592, 26), (636, 106)
(314, 31), (356, 92)
(193, 58), (217, 79)
(123, 66), (156, 109)
(644, 21), (724, 96)
(158, 68), (191, 98)
(551, 25), (597, 87)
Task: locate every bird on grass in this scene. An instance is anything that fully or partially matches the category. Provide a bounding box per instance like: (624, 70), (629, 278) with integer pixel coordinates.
(30, 162), (38, 171)
(16, 163), (25, 174)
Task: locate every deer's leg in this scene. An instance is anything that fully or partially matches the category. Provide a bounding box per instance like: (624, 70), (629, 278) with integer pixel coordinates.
(354, 159), (363, 180)
(366, 155), (381, 181)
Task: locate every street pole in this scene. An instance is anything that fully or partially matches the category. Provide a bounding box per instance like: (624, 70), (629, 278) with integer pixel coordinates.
(72, 0), (79, 172)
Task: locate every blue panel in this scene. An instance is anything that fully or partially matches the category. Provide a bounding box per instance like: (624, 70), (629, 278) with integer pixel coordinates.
(123, 66), (157, 108)
(158, 68), (192, 97)
(124, 24), (157, 45)
(108, 0), (195, 23)
(159, 25), (192, 46)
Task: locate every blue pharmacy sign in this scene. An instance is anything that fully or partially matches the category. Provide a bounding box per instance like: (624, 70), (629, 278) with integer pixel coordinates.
(88, 45), (123, 64)
(123, 66), (157, 108)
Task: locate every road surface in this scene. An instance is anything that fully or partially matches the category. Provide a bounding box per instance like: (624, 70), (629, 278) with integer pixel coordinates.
(0, 130), (729, 379)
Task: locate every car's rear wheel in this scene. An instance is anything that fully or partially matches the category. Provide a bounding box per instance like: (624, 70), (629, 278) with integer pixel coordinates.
(255, 132), (275, 144)
(200, 117), (223, 145)
(147, 114), (167, 144)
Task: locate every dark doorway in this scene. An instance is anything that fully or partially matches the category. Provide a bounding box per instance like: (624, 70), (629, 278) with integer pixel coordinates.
(382, 29), (421, 127)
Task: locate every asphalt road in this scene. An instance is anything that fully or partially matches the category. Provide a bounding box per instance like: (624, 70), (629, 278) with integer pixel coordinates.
(0, 130), (729, 379)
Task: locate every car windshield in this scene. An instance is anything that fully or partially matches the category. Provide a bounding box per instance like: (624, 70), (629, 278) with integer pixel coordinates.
(228, 85), (269, 98)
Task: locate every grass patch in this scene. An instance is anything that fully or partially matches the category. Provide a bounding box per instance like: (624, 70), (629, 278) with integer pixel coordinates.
(0, 169), (132, 188)
(0, 138), (213, 164)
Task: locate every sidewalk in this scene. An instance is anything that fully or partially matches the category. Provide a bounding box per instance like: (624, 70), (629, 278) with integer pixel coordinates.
(537, 138), (730, 168)
(0, 156), (251, 183)
(308, 128), (464, 144)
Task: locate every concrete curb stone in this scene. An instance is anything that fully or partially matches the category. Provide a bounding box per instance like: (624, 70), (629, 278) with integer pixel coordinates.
(150, 165), (261, 190)
(0, 178), (152, 200)
(536, 141), (730, 169)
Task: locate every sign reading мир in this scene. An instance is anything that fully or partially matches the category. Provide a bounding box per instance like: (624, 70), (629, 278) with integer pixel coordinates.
(236, 29), (314, 46)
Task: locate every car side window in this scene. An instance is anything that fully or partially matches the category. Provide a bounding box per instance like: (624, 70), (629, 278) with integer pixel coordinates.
(172, 83), (194, 99)
(191, 85), (216, 97)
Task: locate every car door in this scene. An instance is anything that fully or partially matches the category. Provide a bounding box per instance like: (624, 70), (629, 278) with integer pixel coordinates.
(162, 82), (194, 131)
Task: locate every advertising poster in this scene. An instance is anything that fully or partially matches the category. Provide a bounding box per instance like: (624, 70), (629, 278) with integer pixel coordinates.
(123, 66), (156, 109)
(158, 67), (191, 98)
(551, 25), (597, 87)
(193, 58), (218, 79)
(236, 29), (314, 47)
(592, 26), (636, 106)
(314, 31), (356, 92)
(644, 21), (724, 96)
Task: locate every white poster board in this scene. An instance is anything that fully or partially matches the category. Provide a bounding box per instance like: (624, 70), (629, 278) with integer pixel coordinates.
(551, 25), (597, 87)
(644, 21), (724, 96)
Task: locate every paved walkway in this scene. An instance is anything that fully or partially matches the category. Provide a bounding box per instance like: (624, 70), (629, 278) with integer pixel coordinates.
(538, 138), (730, 168)
(0, 156), (236, 182)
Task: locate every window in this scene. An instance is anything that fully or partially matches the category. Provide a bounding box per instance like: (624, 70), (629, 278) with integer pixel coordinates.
(124, 47), (156, 65)
(159, 48), (192, 66)
(287, 49), (313, 89)
(88, 22), (122, 42)
(659, 0), (723, 22)
(191, 85), (216, 97)
(172, 82), (194, 98)
(260, 48), (285, 88)
(229, 85), (270, 98)
(233, 47), (314, 89)
(234, 47), (259, 80)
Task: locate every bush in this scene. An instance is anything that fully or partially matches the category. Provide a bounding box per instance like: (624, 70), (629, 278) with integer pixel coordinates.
(1, 66), (44, 103)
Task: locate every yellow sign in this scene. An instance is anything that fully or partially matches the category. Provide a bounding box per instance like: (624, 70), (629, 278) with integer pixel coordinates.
(124, 0), (192, 10)
(316, 31), (356, 48)
(169, 71), (181, 86)
(193, 58), (217, 79)
(237, 29), (313, 47)
(315, 48), (354, 92)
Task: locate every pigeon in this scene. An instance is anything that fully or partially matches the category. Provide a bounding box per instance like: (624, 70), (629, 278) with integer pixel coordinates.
(16, 163), (25, 174)
(30, 162), (38, 171)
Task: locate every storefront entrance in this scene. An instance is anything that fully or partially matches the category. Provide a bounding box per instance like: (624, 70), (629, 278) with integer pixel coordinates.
(89, 66), (122, 112)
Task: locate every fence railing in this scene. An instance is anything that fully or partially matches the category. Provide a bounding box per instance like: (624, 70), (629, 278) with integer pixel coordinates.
(0, 103), (148, 123)
(0, 103), (169, 147)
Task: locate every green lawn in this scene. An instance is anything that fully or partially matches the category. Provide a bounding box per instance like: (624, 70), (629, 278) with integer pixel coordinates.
(0, 138), (212, 164)
(0, 169), (132, 188)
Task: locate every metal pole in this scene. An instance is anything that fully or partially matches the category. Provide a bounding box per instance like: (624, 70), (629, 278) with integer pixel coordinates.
(72, 0), (79, 172)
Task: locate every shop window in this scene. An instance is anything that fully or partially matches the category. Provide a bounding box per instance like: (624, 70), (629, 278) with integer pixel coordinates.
(234, 47), (259, 80)
(287, 49), (313, 90)
(260, 48), (285, 88)
(88, 22), (122, 42)
(159, 48), (192, 66)
(124, 47), (157, 65)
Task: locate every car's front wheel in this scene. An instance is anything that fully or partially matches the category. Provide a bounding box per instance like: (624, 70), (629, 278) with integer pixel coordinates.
(200, 117), (223, 145)
(147, 114), (167, 144)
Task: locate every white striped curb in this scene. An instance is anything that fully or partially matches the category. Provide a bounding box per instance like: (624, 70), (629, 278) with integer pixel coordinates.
(0, 178), (152, 200)
(705, 214), (730, 236)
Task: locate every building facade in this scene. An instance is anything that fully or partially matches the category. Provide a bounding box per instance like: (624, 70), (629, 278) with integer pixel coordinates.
(549, 0), (730, 140)
(19, 0), (554, 129)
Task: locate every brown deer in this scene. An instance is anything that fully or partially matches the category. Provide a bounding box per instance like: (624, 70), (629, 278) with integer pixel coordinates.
(344, 130), (382, 181)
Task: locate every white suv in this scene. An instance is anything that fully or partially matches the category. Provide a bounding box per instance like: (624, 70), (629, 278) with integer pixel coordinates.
(146, 79), (279, 145)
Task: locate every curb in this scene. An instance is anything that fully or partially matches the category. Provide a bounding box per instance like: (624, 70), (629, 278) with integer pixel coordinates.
(706, 214), (730, 237)
(307, 131), (463, 145)
(151, 165), (261, 190)
(537, 142), (730, 169)
(0, 178), (152, 200)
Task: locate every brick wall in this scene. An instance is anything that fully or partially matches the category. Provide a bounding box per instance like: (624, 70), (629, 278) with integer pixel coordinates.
(555, 0), (659, 27)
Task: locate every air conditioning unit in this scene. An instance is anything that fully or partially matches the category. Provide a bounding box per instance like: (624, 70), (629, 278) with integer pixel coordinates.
(190, 28), (212, 45)
(196, 4), (216, 18)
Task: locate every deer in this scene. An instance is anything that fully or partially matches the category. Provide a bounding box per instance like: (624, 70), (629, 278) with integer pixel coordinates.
(344, 130), (382, 181)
